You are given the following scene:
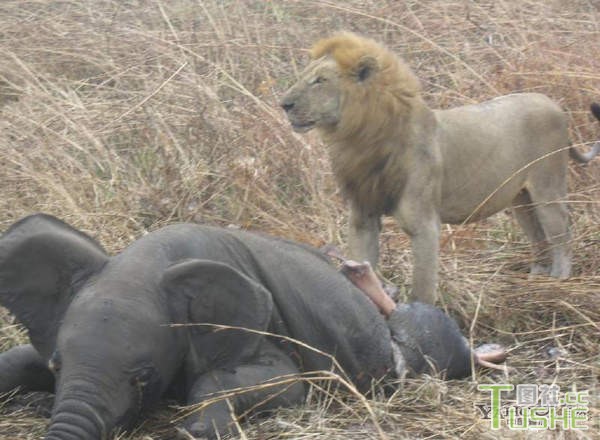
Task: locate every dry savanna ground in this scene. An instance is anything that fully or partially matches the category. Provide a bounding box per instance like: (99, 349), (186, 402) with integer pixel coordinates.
(0, 1), (599, 439)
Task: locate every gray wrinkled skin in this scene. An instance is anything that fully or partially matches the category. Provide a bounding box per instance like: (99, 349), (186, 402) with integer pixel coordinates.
(387, 303), (472, 379)
(0, 214), (393, 440)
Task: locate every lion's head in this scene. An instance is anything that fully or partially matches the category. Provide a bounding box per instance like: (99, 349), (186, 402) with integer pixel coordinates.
(281, 32), (421, 144)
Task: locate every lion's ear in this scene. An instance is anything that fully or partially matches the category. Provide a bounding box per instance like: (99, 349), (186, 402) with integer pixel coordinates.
(354, 56), (378, 82)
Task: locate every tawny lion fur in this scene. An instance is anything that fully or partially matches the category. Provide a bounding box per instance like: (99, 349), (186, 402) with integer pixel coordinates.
(281, 32), (600, 304)
(309, 34), (424, 216)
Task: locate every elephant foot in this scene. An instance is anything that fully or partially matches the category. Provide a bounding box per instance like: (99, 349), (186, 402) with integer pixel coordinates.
(341, 260), (396, 317)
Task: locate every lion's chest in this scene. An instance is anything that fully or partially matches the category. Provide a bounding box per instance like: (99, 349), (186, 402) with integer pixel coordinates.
(334, 151), (405, 216)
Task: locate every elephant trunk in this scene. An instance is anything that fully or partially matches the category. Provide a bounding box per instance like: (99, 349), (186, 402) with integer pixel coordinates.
(44, 398), (108, 440)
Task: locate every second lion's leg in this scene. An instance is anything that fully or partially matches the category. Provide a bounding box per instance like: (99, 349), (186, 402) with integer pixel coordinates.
(408, 222), (441, 304)
(527, 173), (571, 279)
(394, 196), (441, 305)
(348, 205), (381, 267)
(534, 200), (571, 279)
(392, 160), (443, 305)
(511, 190), (551, 276)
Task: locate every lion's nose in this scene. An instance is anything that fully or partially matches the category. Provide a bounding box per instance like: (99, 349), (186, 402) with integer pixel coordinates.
(280, 100), (294, 113)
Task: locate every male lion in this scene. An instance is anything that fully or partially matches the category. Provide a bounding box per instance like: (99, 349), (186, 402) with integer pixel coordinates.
(280, 32), (600, 304)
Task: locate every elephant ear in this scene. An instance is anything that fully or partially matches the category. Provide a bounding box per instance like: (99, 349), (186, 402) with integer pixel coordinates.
(162, 259), (273, 369)
(0, 214), (108, 359)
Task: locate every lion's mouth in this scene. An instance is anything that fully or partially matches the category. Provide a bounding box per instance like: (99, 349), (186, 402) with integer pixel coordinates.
(291, 121), (315, 133)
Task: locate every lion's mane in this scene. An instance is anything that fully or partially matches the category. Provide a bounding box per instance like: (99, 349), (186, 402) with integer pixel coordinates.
(311, 33), (427, 215)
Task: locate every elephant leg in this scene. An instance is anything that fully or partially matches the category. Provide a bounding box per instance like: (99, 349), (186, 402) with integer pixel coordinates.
(0, 344), (54, 393)
(178, 342), (305, 439)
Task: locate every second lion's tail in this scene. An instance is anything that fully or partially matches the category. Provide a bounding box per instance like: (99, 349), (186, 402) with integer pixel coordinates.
(569, 103), (600, 163)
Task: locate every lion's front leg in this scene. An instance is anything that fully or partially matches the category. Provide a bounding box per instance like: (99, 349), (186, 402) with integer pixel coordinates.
(394, 184), (441, 305)
(408, 220), (440, 304)
(348, 204), (381, 267)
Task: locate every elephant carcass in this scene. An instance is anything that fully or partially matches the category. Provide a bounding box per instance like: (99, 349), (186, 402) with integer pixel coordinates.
(0, 214), (392, 439)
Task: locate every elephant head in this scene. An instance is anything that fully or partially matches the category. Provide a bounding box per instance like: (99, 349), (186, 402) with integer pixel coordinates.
(0, 214), (108, 359)
(0, 214), (292, 439)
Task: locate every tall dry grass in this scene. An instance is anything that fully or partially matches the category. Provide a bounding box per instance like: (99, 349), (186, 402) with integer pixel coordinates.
(0, 1), (598, 439)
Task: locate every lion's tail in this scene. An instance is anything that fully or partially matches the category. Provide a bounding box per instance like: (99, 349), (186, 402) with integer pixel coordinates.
(569, 103), (600, 163)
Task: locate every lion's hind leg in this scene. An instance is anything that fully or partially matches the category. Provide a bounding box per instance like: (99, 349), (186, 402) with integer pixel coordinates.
(512, 190), (552, 276)
(524, 178), (572, 279)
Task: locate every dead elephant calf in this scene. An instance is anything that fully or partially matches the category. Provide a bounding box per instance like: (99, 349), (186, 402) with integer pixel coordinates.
(0, 214), (504, 439)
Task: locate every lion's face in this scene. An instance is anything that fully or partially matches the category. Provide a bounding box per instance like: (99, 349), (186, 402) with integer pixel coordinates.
(280, 57), (342, 133)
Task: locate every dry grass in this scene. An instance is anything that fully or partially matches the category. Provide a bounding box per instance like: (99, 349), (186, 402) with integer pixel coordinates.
(0, 0), (599, 439)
